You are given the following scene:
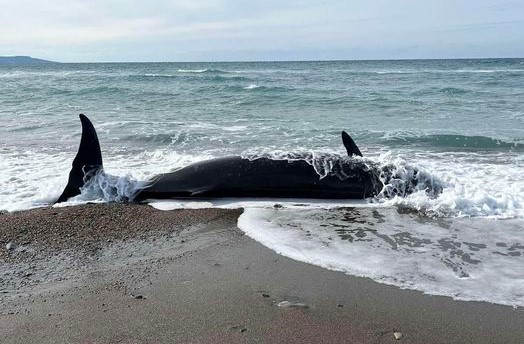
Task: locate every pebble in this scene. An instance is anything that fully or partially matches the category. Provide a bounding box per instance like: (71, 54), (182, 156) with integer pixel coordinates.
(229, 325), (248, 333)
(6, 242), (16, 251)
(277, 300), (308, 309)
(394, 332), (403, 340)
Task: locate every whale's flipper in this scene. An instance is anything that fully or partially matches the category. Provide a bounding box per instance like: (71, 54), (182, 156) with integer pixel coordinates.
(341, 131), (363, 157)
(56, 114), (103, 203)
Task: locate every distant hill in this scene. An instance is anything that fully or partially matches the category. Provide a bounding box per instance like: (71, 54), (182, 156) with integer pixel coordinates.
(0, 56), (57, 64)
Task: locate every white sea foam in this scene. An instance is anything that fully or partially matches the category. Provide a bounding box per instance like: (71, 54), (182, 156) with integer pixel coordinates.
(355, 69), (524, 75)
(0, 147), (213, 212)
(0, 148), (69, 212)
(374, 151), (524, 218)
(237, 207), (524, 307)
(375, 70), (412, 74)
(177, 69), (208, 73)
(454, 69), (524, 73)
(148, 198), (369, 211)
(143, 73), (175, 77)
(241, 151), (375, 180)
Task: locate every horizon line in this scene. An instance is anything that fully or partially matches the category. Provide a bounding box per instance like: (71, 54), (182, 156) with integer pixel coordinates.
(12, 56), (524, 64)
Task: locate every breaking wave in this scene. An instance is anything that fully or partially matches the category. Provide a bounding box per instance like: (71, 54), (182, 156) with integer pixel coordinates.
(374, 152), (524, 218)
(59, 170), (147, 206)
(177, 68), (229, 74)
(381, 134), (524, 151)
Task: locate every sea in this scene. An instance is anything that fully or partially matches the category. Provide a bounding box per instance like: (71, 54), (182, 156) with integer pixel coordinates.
(1, 59), (523, 307)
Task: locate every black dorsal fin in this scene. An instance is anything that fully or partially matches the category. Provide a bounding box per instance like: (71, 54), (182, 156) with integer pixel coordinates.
(341, 131), (363, 157)
(56, 114), (103, 203)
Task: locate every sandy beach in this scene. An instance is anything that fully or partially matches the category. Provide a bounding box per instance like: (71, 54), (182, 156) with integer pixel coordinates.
(0, 204), (522, 343)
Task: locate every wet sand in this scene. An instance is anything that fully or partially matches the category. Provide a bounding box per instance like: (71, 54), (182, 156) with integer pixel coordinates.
(1, 204), (523, 343)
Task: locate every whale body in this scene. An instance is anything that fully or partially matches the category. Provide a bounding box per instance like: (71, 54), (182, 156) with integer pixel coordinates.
(134, 156), (382, 201)
(57, 114), (411, 204)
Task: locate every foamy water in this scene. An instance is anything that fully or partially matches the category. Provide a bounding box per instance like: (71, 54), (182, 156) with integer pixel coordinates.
(238, 207), (524, 307)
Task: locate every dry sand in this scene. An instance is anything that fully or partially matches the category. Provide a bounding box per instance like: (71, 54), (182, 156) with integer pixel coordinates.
(0, 204), (523, 343)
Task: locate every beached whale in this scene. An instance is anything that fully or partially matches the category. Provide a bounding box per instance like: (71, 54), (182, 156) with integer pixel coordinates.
(56, 114), (431, 203)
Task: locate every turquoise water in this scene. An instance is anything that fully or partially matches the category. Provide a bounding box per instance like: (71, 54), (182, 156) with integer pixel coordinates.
(1, 59), (523, 215)
(1, 59), (523, 150)
(2, 59), (524, 307)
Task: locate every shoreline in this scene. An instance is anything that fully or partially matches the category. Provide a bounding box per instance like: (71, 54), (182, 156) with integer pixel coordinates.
(1, 203), (523, 343)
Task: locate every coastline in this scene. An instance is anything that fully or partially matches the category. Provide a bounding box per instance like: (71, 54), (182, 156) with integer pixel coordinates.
(1, 204), (523, 343)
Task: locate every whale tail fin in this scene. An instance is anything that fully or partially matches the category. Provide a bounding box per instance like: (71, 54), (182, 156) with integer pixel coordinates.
(341, 131), (363, 157)
(56, 114), (103, 203)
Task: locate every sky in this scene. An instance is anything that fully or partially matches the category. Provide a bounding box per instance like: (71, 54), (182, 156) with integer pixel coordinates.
(0, 0), (523, 62)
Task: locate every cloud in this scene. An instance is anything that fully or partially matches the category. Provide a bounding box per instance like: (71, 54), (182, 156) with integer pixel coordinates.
(0, 0), (522, 61)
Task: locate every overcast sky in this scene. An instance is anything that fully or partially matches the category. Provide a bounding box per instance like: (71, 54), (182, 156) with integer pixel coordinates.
(0, 0), (523, 62)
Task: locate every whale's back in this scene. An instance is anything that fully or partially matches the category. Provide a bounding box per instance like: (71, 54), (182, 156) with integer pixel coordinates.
(134, 156), (382, 201)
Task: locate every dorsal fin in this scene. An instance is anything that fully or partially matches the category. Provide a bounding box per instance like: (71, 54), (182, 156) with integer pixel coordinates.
(56, 114), (103, 203)
(341, 131), (363, 157)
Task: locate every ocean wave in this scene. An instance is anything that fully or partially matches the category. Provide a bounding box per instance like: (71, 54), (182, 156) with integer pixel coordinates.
(142, 73), (177, 78)
(117, 130), (224, 147)
(439, 87), (468, 95)
(454, 69), (524, 73)
(339, 69), (524, 75)
(234, 84), (293, 93)
(374, 70), (415, 74)
(119, 133), (178, 145)
(74, 86), (131, 95)
(177, 68), (229, 74)
(239, 84), (297, 93)
(241, 151), (377, 181)
(382, 134), (523, 150)
(66, 170), (147, 204)
(374, 152), (524, 218)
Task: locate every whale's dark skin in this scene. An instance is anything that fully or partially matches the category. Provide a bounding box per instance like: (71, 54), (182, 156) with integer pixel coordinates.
(57, 114), (103, 203)
(134, 156), (382, 201)
(57, 114), (385, 204)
